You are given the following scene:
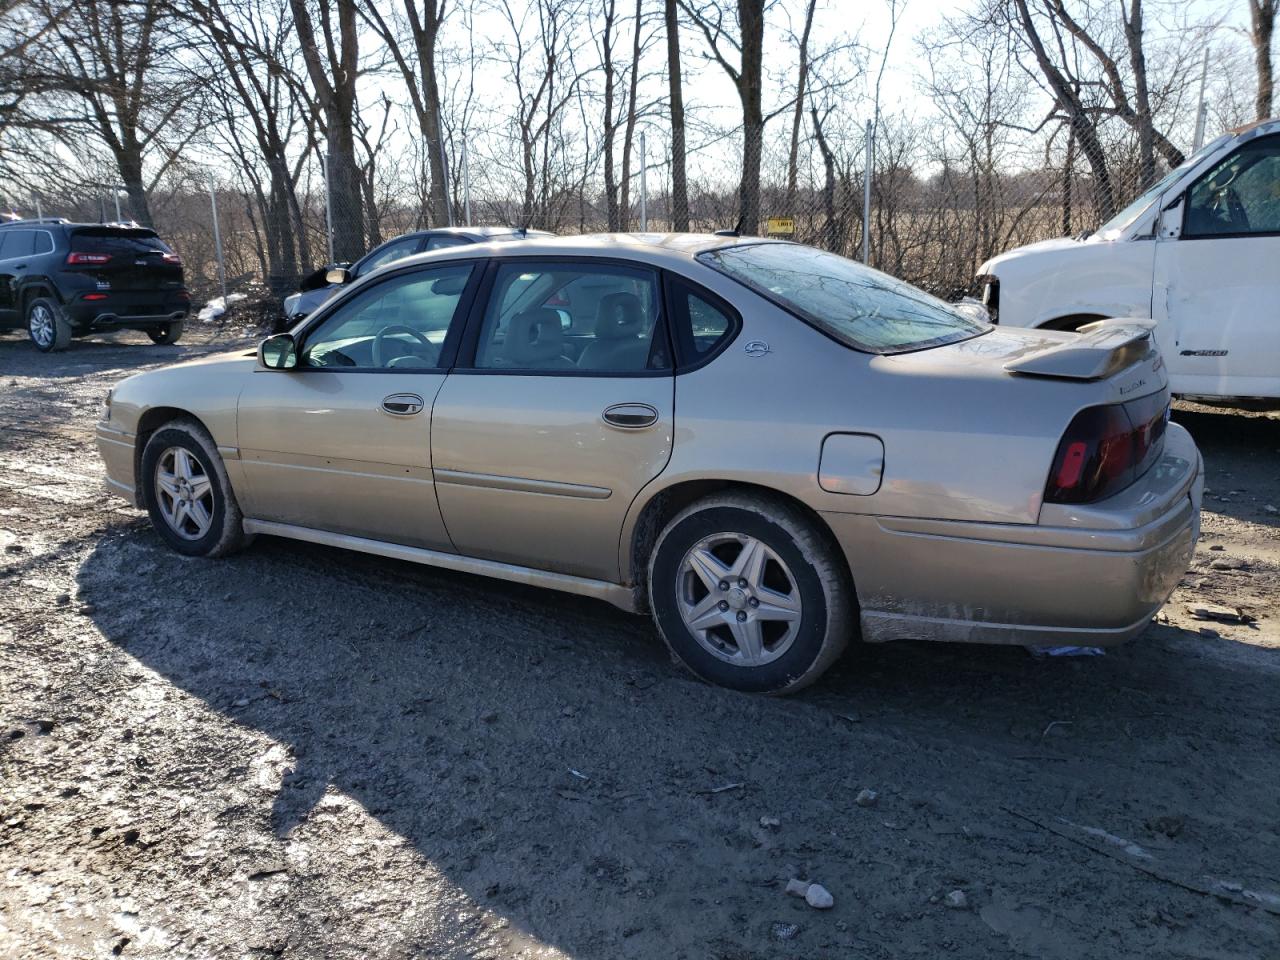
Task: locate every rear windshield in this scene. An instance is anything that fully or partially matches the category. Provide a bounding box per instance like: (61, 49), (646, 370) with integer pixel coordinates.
(70, 227), (171, 255)
(698, 242), (988, 354)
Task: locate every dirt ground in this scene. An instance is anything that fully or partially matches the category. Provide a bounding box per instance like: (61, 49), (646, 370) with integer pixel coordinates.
(2, 325), (1278, 960)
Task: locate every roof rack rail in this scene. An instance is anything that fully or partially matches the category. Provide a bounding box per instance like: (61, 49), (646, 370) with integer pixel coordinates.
(0, 216), (70, 226)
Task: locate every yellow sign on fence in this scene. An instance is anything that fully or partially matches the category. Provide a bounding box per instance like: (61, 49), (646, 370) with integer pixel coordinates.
(765, 217), (795, 235)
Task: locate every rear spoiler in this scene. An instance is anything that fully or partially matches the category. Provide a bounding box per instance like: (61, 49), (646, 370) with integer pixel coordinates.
(1004, 319), (1156, 381)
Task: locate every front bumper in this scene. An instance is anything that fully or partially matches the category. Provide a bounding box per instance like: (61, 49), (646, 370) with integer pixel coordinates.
(823, 423), (1203, 647)
(97, 422), (139, 506)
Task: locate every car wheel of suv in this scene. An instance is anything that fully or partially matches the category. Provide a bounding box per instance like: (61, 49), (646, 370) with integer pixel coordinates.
(648, 492), (855, 694)
(140, 420), (252, 558)
(148, 320), (184, 345)
(27, 297), (72, 353)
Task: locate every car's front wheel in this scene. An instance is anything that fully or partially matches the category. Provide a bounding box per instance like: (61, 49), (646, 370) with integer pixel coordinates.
(148, 320), (184, 345)
(140, 420), (251, 557)
(27, 297), (72, 352)
(648, 492), (854, 694)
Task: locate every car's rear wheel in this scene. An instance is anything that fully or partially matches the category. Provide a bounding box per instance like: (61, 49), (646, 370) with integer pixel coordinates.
(27, 297), (72, 352)
(648, 492), (854, 694)
(148, 320), (184, 345)
(140, 421), (251, 558)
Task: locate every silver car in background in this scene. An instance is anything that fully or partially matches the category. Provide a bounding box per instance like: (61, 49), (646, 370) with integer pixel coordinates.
(97, 234), (1202, 694)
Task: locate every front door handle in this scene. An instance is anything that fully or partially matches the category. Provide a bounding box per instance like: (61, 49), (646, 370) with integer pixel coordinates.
(381, 393), (424, 416)
(602, 402), (659, 428)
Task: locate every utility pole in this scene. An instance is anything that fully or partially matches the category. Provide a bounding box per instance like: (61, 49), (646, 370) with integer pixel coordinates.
(462, 140), (472, 226)
(439, 140), (454, 227)
(1192, 48), (1210, 152)
(321, 155), (335, 263)
(209, 177), (228, 307)
(639, 131), (648, 232)
(862, 119), (873, 264)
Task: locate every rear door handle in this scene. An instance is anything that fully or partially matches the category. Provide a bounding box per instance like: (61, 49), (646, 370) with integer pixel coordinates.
(602, 402), (659, 428)
(381, 393), (424, 416)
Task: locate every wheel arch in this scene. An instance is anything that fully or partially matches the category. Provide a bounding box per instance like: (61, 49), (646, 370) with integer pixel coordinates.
(20, 284), (57, 312)
(621, 478), (854, 610)
(133, 407), (218, 503)
(1035, 312), (1110, 332)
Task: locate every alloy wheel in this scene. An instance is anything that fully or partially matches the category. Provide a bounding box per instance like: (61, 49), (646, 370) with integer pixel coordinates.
(29, 304), (55, 349)
(154, 447), (214, 540)
(675, 532), (803, 666)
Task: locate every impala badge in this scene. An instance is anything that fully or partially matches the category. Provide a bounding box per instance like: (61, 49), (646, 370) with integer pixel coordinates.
(744, 340), (771, 358)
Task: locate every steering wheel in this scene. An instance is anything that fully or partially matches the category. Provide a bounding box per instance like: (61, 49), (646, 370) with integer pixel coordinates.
(372, 324), (436, 368)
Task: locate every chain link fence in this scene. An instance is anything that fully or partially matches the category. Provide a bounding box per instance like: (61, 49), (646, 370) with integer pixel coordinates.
(5, 109), (1189, 316)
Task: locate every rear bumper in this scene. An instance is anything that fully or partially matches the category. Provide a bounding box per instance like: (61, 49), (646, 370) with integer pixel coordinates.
(66, 299), (189, 330)
(823, 423), (1203, 647)
(96, 422), (139, 507)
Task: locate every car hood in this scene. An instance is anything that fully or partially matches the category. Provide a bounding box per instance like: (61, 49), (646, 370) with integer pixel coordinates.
(977, 236), (1082, 275)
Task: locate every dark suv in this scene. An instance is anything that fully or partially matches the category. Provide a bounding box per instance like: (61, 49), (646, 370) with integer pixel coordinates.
(0, 218), (190, 352)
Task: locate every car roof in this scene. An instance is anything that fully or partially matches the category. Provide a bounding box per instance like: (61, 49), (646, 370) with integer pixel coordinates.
(385, 232), (784, 271)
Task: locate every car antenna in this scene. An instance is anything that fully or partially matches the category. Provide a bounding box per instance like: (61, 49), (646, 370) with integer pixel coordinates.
(714, 214), (746, 238)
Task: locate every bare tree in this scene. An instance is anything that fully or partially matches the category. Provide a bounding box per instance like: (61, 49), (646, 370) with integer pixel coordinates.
(665, 0), (689, 229)
(785, 0), (816, 204)
(1250, 0), (1276, 120)
(360, 0), (452, 227)
(680, 0), (766, 232)
(289, 0), (364, 261)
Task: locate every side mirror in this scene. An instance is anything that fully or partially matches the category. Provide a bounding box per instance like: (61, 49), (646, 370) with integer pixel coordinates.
(259, 333), (298, 370)
(326, 266), (353, 286)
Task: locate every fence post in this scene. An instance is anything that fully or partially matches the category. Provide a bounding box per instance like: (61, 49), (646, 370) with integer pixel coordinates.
(462, 140), (472, 227)
(321, 154), (335, 264)
(209, 177), (228, 309)
(639, 130), (648, 232)
(1192, 48), (1210, 153)
(862, 119), (873, 264)
(439, 139), (454, 227)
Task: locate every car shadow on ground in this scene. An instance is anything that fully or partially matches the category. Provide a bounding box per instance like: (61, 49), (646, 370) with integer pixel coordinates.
(72, 525), (1280, 957)
(1174, 404), (1280, 531)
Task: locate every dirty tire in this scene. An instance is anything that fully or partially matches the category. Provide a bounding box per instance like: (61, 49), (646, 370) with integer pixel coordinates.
(648, 492), (855, 694)
(140, 420), (251, 558)
(148, 320), (185, 345)
(27, 297), (73, 353)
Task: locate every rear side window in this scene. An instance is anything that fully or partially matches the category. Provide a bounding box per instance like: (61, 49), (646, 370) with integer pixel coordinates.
(699, 242), (988, 355)
(70, 228), (171, 255)
(666, 276), (737, 363)
(32, 231), (53, 254)
(0, 230), (34, 259)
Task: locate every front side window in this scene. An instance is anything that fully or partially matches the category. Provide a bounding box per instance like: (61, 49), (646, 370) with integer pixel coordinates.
(473, 261), (667, 372)
(1185, 136), (1280, 237)
(356, 236), (422, 276)
(699, 242), (987, 354)
(301, 263), (473, 370)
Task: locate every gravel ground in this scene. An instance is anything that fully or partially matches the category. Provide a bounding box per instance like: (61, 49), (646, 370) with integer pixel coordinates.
(2, 327), (1278, 960)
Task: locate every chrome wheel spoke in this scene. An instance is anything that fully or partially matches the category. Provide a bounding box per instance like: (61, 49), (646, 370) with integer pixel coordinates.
(684, 593), (725, 631)
(156, 470), (180, 497)
(727, 617), (766, 665)
(687, 547), (730, 593)
(188, 499), (212, 534)
(172, 500), (190, 530)
(173, 448), (193, 480)
(733, 537), (768, 589)
(754, 586), (801, 622)
(188, 475), (212, 500)
(154, 446), (215, 541)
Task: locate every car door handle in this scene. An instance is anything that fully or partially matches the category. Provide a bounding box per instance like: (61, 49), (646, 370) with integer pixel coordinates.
(381, 393), (424, 416)
(602, 403), (659, 428)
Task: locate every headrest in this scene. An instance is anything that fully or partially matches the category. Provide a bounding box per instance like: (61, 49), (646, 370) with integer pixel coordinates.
(594, 292), (644, 340)
(503, 309), (565, 365)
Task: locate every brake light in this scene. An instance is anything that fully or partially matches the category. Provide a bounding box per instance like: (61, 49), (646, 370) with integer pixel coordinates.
(82, 293), (108, 301)
(67, 252), (111, 265)
(1044, 395), (1169, 504)
(162, 252), (182, 265)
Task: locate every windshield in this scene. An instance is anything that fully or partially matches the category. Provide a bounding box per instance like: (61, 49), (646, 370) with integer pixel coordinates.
(1093, 134), (1232, 239)
(698, 242), (988, 354)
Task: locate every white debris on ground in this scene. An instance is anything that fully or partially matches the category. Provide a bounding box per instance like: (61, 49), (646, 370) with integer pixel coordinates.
(197, 293), (248, 322)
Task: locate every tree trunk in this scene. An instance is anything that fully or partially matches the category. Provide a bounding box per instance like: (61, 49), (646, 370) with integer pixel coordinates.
(736, 0), (764, 233)
(1251, 0), (1276, 121)
(810, 106), (837, 251)
(602, 0), (620, 230)
(665, 0), (689, 230)
(1123, 0), (1156, 189)
(785, 0), (816, 205)
(117, 146), (153, 226)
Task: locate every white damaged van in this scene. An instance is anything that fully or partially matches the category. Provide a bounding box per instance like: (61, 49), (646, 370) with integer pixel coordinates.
(974, 119), (1280, 400)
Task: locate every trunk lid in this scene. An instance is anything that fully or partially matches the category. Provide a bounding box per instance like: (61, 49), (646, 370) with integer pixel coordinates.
(67, 227), (184, 293)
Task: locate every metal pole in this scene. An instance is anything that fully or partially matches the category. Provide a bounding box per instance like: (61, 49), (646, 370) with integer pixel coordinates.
(34, 196), (42, 220)
(209, 177), (227, 308)
(639, 131), (648, 232)
(1192, 48), (1210, 153)
(439, 139), (454, 227)
(862, 119), (873, 264)
(113, 189), (122, 222)
(462, 140), (472, 227)
(321, 154), (335, 263)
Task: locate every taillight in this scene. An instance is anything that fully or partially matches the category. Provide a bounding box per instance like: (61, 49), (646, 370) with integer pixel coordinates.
(1044, 395), (1169, 504)
(67, 252), (111, 265)
(82, 292), (108, 301)
(162, 252), (182, 265)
